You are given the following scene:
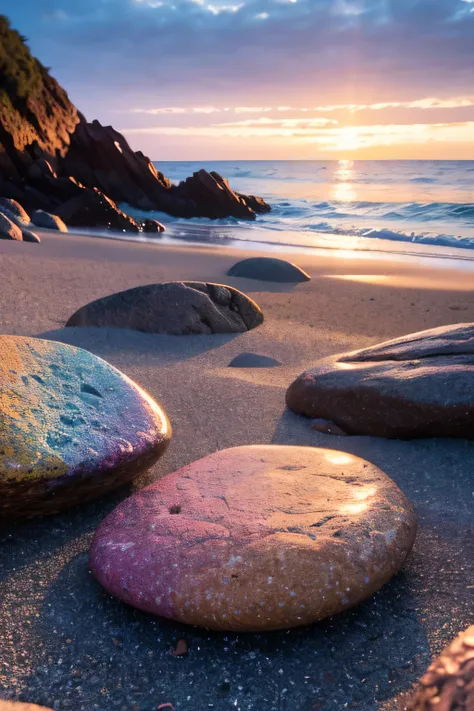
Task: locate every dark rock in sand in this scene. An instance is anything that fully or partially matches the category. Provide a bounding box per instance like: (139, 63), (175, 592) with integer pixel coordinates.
(287, 322), (474, 439)
(228, 257), (310, 283)
(31, 209), (68, 232)
(408, 625), (474, 710)
(142, 218), (166, 233)
(21, 228), (41, 243)
(66, 282), (264, 335)
(90, 445), (417, 631)
(0, 335), (171, 522)
(0, 198), (30, 224)
(228, 353), (281, 368)
(0, 211), (23, 240)
(55, 188), (140, 233)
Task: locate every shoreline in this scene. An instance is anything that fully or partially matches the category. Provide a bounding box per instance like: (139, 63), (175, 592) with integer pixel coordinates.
(64, 222), (474, 270)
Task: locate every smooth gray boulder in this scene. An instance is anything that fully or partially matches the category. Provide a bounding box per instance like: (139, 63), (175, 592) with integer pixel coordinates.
(66, 282), (264, 335)
(228, 257), (310, 283)
(228, 353), (281, 368)
(0, 211), (23, 241)
(0, 198), (30, 224)
(31, 210), (68, 232)
(286, 322), (474, 439)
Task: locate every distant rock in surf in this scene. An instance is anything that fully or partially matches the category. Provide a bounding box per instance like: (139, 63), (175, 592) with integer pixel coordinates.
(142, 218), (166, 233)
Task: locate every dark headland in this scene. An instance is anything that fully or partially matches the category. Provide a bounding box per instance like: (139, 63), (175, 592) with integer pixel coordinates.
(0, 15), (270, 233)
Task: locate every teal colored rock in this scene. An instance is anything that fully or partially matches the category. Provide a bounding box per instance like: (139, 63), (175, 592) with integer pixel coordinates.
(0, 336), (171, 522)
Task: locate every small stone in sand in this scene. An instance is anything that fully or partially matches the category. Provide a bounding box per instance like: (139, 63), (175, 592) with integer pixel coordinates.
(0, 211), (23, 241)
(0, 335), (171, 522)
(170, 639), (188, 657)
(21, 229), (41, 243)
(90, 445), (417, 632)
(228, 257), (310, 283)
(228, 353), (281, 368)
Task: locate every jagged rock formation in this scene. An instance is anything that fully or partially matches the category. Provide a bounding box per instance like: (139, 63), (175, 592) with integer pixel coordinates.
(0, 16), (271, 228)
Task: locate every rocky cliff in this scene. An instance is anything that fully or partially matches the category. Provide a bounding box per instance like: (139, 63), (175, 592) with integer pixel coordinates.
(0, 16), (270, 227)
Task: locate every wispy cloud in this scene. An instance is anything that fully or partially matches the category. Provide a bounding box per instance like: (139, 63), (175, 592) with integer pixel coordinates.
(131, 96), (474, 116)
(132, 106), (222, 115)
(213, 116), (338, 127)
(121, 120), (474, 152)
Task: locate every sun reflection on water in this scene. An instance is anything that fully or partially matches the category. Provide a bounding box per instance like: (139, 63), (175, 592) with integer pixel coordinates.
(333, 159), (356, 202)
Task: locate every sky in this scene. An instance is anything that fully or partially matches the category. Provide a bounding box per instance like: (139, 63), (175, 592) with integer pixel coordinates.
(2, 0), (474, 160)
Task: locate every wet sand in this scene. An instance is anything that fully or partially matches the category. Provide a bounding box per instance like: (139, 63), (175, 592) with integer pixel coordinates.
(0, 230), (473, 711)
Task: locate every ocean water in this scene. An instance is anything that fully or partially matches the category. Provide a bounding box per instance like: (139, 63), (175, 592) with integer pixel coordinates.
(122, 160), (474, 260)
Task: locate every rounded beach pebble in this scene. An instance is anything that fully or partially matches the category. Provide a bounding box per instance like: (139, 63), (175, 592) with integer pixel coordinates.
(0, 211), (23, 241)
(408, 625), (474, 710)
(227, 257), (310, 283)
(31, 210), (68, 232)
(0, 336), (171, 522)
(228, 352), (281, 368)
(66, 282), (264, 335)
(90, 445), (417, 632)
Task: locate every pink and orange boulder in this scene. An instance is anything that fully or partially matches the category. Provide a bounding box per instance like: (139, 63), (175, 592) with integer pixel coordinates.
(90, 445), (417, 631)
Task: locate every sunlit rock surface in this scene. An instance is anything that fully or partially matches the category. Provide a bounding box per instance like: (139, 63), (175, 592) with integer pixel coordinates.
(0, 336), (171, 522)
(287, 323), (474, 439)
(66, 282), (264, 335)
(90, 445), (416, 631)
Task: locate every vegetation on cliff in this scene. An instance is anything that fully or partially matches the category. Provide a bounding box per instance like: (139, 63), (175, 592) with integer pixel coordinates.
(0, 15), (48, 105)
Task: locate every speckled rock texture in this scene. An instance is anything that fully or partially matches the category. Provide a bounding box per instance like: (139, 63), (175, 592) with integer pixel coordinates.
(0, 703), (53, 711)
(0, 336), (171, 522)
(286, 323), (474, 439)
(90, 445), (417, 632)
(408, 625), (474, 710)
(66, 282), (264, 335)
(228, 257), (310, 283)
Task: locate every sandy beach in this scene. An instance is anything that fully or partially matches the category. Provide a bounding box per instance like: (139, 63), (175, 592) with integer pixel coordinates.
(0, 231), (473, 711)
